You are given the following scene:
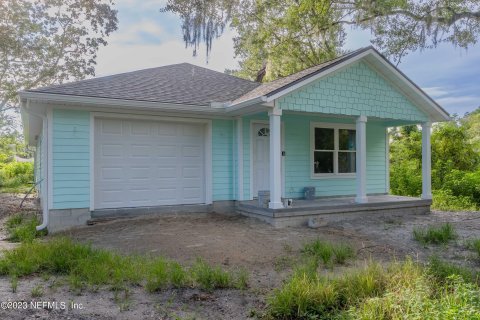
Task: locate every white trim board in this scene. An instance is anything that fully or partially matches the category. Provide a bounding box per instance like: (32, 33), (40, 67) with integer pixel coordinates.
(249, 119), (285, 200)
(47, 107), (53, 210)
(310, 121), (357, 179)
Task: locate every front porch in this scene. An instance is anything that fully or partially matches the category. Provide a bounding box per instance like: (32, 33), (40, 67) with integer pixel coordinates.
(237, 195), (432, 228)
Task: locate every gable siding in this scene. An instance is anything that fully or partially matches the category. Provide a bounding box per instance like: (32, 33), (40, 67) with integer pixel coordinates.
(52, 109), (90, 209)
(277, 62), (428, 122)
(212, 119), (235, 201)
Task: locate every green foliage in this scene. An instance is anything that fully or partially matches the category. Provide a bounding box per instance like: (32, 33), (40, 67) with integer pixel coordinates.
(390, 112), (480, 211)
(302, 239), (355, 266)
(0, 237), (247, 293)
(0, 161), (34, 192)
(164, 0), (480, 76)
(0, 134), (32, 163)
(5, 212), (46, 243)
(432, 189), (479, 211)
(1, 0), (118, 133)
(427, 256), (479, 285)
(266, 259), (480, 319)
(432, 121), (480, 186)
(413, 223), (457, 245)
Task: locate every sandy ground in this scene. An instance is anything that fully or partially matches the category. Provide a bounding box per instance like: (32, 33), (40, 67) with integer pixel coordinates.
(0, 194), (478, 319)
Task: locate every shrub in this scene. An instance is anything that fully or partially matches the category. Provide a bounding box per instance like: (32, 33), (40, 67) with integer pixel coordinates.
(413, 223), (457, 245)
(390, 159), (422, 197)
(0, 161), (34, 192)
(432, 189), (478, 211)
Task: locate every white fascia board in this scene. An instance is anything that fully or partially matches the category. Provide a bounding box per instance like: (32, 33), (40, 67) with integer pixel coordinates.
(19, 91), (228, 115)
(225, 96), (267, 113)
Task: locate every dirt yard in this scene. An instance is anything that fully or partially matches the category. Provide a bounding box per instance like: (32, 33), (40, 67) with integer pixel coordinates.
(0, 194), (478, 319)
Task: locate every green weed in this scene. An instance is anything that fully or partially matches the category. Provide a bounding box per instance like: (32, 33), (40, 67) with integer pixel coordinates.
(302, 239), (355, 266)
(413, 223), (457, 245)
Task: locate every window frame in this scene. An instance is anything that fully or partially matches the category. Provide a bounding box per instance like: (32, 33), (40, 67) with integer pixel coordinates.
(310, 122), (357, 179)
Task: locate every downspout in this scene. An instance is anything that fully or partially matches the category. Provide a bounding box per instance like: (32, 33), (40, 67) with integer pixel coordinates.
(24, 99), (49, 231)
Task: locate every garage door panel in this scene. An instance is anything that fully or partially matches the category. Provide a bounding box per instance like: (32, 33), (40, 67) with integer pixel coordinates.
(101, 144), (124, 157)
(94, 118), (205, 209)
(101, 119), (123, 135)
(157, 145), (177, 157)
(158, 167), (178, 179)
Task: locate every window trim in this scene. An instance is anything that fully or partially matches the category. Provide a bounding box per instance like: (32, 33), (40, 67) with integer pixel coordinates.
(310, 122), (357, 179)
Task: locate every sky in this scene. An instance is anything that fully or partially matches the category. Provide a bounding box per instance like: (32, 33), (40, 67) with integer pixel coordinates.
(95, 0), (480, 116)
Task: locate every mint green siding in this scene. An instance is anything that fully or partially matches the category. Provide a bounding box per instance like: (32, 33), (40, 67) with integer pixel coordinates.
(241, 113), (387, 199)
(278, 62), (428, 122)
(212, 119), (235, 201)
(52, 109), (90, 209)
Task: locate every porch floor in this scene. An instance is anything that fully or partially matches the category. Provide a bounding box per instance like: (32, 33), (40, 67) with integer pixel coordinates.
(237, 195), (431, 228)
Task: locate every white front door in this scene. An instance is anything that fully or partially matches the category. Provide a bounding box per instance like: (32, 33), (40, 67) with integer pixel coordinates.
(253, 123), (270, 197)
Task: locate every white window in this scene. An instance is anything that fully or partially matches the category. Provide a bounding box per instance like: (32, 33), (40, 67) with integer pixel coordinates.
(310, 122), (356, 177)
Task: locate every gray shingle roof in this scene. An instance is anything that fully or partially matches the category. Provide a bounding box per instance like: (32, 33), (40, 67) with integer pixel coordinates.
(231, 47), (370, 105)
(28, 63), (261, 106)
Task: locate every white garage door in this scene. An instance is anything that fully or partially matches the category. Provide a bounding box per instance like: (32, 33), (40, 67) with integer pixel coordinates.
(94, 118), (205, 209)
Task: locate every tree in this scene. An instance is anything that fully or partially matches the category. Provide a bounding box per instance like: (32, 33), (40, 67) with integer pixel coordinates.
(163, 0), (480, 80)
(0, 0), (118, 132)
(461, 107), (480, 152)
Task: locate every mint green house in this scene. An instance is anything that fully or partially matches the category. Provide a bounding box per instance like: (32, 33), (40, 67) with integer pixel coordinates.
(20, 47), (450, 232)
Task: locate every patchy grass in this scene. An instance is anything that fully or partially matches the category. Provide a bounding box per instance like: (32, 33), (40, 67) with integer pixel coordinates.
(413, 223), (457, 245)
(466, 239), (480, 260)
(31, 284), (43, 298)
(5, 212), (47, 243)
(301, 239), (355, 266)
(266, 259), (480, 319)
(0, 237), (248, 293)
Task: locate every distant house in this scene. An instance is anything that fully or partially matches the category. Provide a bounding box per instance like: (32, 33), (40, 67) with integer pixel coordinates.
(20, 47), (450, 232)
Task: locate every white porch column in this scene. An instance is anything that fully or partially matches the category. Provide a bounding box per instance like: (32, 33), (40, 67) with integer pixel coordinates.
(421, 122), (432, 200)
(269, 107), (284, 209)
(355, 115), (368, 203)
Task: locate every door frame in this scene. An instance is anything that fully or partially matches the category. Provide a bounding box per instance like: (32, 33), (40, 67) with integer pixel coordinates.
(90, 112), (213, 211)
(249, 120), (285, 200)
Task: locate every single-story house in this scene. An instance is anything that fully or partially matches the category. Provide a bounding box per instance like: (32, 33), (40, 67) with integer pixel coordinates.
(20, 46), (450, 232)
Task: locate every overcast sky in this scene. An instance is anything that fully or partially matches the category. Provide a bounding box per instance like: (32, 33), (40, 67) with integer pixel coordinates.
(95, 0), (480, 116)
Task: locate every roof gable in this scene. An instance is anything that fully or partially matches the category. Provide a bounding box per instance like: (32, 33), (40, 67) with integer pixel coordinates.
(230, 47), (450, 122)
(277, 61), (429, 122)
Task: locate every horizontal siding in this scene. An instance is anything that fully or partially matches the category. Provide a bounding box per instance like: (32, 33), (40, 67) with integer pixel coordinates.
(282, 114), (386, 198)
(278, 61), (428, 122)
(52, 109), (90, 209)
(212, 119), (234, 201)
